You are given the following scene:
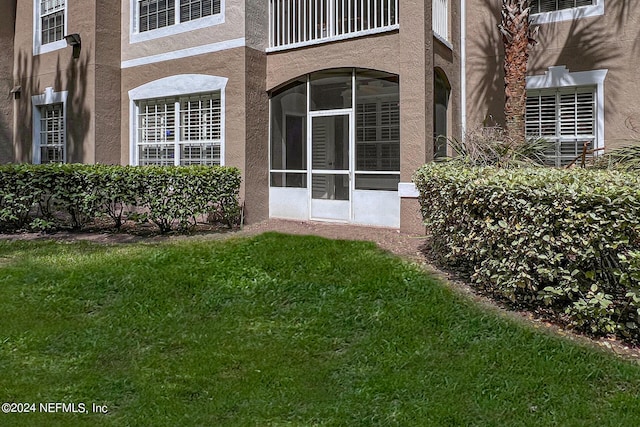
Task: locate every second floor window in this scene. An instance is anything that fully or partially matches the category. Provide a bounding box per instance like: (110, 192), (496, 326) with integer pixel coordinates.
(138, 0), (221, 32)
(531, 0), (594, 14)
(40, 0), (65, 45)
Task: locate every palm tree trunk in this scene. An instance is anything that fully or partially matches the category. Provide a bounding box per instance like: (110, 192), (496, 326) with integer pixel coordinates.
(498, 0), (536, 143)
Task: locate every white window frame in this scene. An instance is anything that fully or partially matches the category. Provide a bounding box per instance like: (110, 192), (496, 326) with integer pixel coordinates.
(128, 74), (228, 166)
(526, 66), (607, 162)
(32, 87), (68, 164)
(33, 0), (68, 56)
(530, 0), (604, 25)
(130, 0), (225, 44)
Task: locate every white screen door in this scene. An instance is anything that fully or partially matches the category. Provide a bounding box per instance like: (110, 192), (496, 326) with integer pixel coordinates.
(310, 113), (352, 221)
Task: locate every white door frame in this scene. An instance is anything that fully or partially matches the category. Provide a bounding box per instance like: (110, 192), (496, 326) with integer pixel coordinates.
(308, 108), (354, 222)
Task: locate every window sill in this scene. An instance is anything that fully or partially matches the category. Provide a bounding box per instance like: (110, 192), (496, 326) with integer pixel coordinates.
(433, 32), (453, 50)
(33, 39), (67, 56)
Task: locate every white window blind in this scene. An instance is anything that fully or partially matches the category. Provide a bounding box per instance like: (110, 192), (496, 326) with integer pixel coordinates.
(531, 0), (594, 14)
(356, 99), (399, 171)
(180, 0), (220, 22)
(526, 87), (595, 166)
(137, 93), (222, 166)
(138, 0), (220, 32)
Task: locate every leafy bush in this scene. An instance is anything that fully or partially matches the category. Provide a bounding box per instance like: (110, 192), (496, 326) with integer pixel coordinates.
(0, 165), (38, 231)
(137, 166), (241, 233)
(37, 164), (103, 229)
(413, 163), (640, 342)
(0, 164), (242, 233)
(90, 165), (143, 230)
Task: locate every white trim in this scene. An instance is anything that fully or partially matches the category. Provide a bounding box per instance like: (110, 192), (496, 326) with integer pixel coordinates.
(526, 66), (608, 151)
(530, 0), (604, 25)
(121, 37), (245, 68)
(129, 0), (225, 44)
(33, 0), (68, 56)
(266, 25), (399, 53)
(31, 87), (69, 164)
(398, 182), (419, 198)
(128, 74), (228, 166)
(352, 190), (400, 227)
(460, 0), (466, 137)
(526, 66), (607, 89)
(434, 32), (453, 50)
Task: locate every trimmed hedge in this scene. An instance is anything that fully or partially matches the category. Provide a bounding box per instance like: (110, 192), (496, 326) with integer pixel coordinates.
(414, 163), (640, 342)
(0, 164), (241, 233)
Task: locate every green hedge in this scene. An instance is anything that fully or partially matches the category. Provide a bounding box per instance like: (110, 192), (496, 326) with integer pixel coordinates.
(413, 163), (640, 342)
(0, 164), (241, 233)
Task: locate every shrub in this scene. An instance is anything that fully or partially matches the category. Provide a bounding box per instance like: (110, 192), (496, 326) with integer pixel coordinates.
(91, 165), (144, 230)
(0, 164), (242, 233)
(41, 164), (103, 229)
(0, 165), (38, 231)
(137, 166), (242, 233)
(413, 163), (640, 342)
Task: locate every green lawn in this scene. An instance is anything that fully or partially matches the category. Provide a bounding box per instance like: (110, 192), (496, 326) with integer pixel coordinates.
(0, 232), (639, 426)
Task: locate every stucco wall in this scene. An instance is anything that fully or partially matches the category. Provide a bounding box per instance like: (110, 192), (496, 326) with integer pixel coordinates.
(94, 2), (123, 165)
(0, 0), (16, 163)
(120, 47), (248, 190)
(243, 47), (268, 223)
(245, 0), (268, 51)
(265, 33), (401, 90)
(465, 1), (640, 150)
(120, 0), (245, 62)
(12, 1), (102, 164)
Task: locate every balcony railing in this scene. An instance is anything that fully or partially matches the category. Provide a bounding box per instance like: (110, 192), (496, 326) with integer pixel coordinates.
(432, 0), (448, 42)
(269, 0), (399, 50)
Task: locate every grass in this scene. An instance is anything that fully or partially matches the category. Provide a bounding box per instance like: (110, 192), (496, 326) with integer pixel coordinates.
(0, 232), (639, 426)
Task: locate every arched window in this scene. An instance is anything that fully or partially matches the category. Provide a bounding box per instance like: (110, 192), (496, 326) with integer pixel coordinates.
(434, 69), (450, 158)
(129, 74), (227, 166)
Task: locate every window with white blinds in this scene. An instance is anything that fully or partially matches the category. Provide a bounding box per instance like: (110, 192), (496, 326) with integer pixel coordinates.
(526, 87), (596, 167)
(137, 93), (222, 166)
(531, 0), (594, 14)
(137, 0), (221, 32)
(180, 0), (220, 22)
(38, 103), (65, 164)
(356, 100), (400, 171)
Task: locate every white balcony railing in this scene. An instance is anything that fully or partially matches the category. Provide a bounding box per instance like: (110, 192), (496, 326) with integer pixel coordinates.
(432, 0), (448, 42)
(269, 0), (398, 50)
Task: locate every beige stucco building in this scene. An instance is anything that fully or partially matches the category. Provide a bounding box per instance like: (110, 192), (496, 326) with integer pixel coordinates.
(2, 1), (635, 231)
(466, 0), (640, 165)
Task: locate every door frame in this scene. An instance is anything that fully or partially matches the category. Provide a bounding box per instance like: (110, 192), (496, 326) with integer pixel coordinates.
(307, 108), (354, 221)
